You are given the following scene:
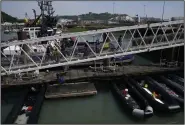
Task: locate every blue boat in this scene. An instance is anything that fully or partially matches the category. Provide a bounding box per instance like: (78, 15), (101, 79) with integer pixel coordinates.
(112, 54), (134, 63)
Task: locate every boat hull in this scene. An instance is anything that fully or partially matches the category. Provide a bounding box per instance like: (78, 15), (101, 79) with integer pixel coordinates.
(159, 76), (184, 96)
(111, 80), (153, 119)
(145, 77), (181, 112)
(27, 85), (46, 124)
(150, 76), (184, 108)
(128, 76), (181, 113)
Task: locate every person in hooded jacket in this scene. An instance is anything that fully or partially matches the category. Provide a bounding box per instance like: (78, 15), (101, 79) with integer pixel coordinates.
(117, 35), (122, 50)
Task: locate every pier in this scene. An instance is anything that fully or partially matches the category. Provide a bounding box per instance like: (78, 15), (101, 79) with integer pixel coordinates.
(45, 82), (97, 99)
(2, 65), (181, 88)
(1, 23), (25, 33)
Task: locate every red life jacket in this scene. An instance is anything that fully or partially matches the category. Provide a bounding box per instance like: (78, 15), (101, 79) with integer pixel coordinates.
(27, 106), (33, 111)
(122, 90), (127, 95)
(71, 37), (76, 41)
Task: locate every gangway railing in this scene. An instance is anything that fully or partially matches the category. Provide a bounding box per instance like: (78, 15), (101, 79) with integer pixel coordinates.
(1, 20), (184, 75)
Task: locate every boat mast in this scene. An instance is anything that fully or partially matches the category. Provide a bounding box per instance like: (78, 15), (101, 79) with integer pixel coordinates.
(38, 1), (55, 36)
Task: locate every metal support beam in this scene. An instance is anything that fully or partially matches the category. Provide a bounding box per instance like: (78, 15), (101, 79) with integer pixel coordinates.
(1, 20), (184, 75)
(1, 20), (183, 47)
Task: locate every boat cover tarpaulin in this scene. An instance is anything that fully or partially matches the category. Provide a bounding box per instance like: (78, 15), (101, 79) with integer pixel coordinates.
(114, 55), (134, 61)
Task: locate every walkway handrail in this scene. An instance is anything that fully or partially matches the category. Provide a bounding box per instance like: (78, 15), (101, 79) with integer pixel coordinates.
(1, 20), (183, 47)
(1, 20), (184, 75)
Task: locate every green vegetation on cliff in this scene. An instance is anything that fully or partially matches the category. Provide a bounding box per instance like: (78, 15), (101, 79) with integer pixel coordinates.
(59, 12), (126, 21)
(1, 11), (24, 23)
(67, 27), (88, 32)
(79, 12), (121, 20)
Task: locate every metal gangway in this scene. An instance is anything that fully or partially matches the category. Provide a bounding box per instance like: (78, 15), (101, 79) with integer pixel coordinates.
(1, 20), (184, 76)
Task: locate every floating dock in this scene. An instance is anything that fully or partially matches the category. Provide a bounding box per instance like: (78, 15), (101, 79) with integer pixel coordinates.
(1, 65), (182, 87)
(45, 82), (97, 99)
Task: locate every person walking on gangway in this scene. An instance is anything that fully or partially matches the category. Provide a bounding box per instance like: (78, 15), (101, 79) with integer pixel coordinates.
(60, 42), (66, 57)
(46, 45), (52, 61)
(117, 35), (122, 50)
(83, 41), (89, 58)
(95, 39), (99, 53)
(56, 73), (65, 85)
(53, 48), (60, 62)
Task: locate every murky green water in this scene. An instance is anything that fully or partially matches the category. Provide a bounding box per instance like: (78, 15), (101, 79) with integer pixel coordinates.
(38, 85), (184, 124)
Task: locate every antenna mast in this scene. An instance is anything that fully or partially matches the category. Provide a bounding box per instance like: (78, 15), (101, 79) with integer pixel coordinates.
(37, 1), (56, 36)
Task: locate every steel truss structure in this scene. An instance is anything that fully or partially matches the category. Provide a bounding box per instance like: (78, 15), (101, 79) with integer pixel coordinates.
(1, 20), (184, 75)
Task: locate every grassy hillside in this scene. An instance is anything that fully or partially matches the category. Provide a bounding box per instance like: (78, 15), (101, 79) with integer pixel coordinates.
(1, 11), (24, 23)
(58, 12), (125, 21)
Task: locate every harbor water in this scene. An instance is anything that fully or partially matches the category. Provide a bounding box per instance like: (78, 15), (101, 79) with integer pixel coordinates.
(1, 32), (184, 124)
(38, 82), (184, 124)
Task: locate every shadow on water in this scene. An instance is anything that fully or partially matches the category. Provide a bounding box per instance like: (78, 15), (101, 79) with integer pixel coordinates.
(2, 86), (27, 104)
(94, 81), (111, 92)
